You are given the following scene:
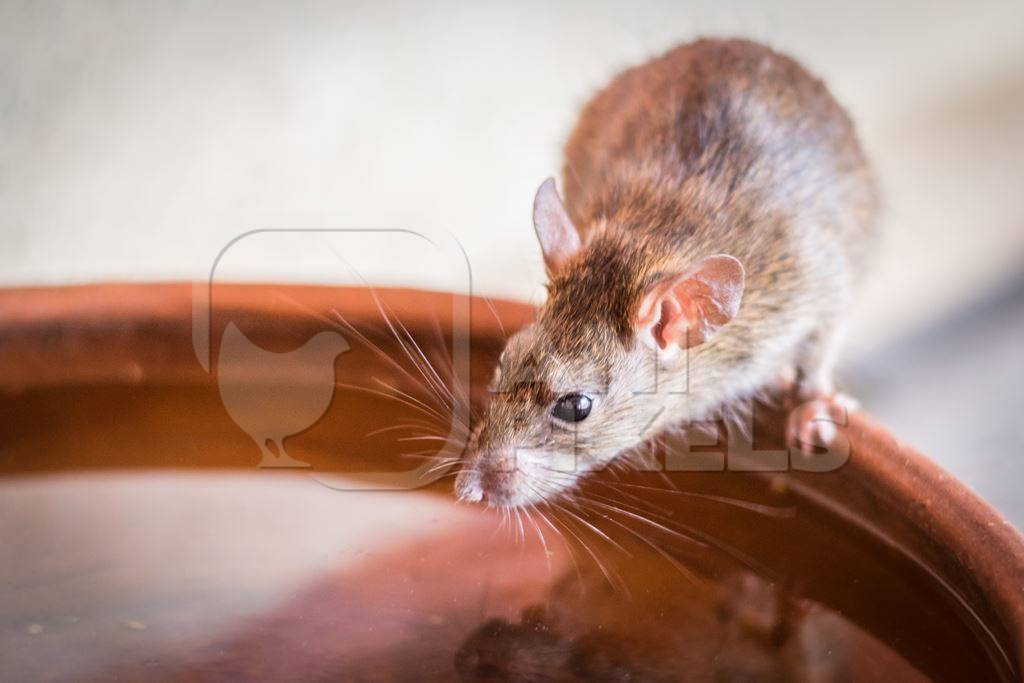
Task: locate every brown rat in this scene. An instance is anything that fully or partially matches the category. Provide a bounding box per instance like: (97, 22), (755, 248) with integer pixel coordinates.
(456, 38), (878, 507)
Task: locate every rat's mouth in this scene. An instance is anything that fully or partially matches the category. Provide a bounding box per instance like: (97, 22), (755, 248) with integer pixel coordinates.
(455, 461), (571, 509)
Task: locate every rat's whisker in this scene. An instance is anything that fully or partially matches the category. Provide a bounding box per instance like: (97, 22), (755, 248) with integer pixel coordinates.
(273, 287), (467, 428)
(597, 480), (796, 518)
(423, 311), (467, 398)
(532, 499), (584, 588)
(396, 434), (452, 443)
(560, 502), (631, 556)
(588, 479), (676, 518)
(384, 300), (453, 396)
(574, 495), (708, 549)
(527, 480), (626, 594)
(420, 455), (461, 470)
(399, 448), (450, 460)
(364, 419), (438, 438)
(482, 296), (507, 339)
(371, 378), (455, 427)
(514, 506), (526, 546)
(523, 504), (552, 572)
(550, 499), (619, 590)
(331, 307), (440, 405)
(579, 491), (776, 578)
(575, 498), (699, 586)
(335, 382), (449, 426)
(271, 291), (351, 336)
(372, 377), (469, 436)
(367, 291), (457, 411)
(428, 466), (466, 482)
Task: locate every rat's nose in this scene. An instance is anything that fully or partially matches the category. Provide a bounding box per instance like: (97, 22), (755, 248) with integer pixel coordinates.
(455, 452), (519, 506)
(478, 467), (519, 507)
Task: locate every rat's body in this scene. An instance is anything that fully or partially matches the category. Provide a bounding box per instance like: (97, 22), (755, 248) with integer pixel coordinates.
(456, 39), (878, 507)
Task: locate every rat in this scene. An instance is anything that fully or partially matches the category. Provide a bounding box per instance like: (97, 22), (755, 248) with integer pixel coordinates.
(455, 38), (878, 507)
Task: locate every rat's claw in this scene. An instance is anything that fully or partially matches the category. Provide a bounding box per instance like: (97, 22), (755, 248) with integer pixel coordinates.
(775, 366), (798, 392)
(786, 393), (856, 465)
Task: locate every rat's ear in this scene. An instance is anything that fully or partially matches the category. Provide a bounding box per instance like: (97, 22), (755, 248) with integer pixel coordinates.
(533, 177), (581, 273)
(635, 255), (745, 351)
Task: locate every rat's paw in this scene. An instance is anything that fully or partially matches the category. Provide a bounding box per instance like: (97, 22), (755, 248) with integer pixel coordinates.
(786, 394), (856, 468)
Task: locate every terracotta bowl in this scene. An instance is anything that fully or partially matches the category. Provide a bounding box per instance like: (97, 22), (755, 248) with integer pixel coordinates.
(1, 283), (1021, 682)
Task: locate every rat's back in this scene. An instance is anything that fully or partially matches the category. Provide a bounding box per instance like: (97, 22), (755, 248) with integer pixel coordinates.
(561, 38), (877, 283)
(558, 39), (877, 393)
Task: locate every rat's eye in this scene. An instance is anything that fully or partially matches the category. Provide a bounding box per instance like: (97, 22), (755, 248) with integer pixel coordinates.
(551, 393), (592, 423)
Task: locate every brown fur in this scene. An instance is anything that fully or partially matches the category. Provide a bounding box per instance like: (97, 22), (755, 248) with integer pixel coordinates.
(456, 39), (878, 507)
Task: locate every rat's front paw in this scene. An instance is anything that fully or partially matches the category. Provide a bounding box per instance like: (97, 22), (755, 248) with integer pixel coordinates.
(786, 393), (856, 469)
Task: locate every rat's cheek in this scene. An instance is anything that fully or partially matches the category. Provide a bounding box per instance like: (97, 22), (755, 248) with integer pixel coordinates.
(516, 445), (577, 479)
(517, 452), (582, 502)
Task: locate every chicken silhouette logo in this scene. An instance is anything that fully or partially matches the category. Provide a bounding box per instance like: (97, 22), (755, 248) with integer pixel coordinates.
(217, 321), (351, 468)
(194, 228), (473, 484)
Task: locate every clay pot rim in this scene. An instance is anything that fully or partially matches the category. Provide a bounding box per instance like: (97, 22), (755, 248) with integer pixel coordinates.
(1, 281), (1022, 673)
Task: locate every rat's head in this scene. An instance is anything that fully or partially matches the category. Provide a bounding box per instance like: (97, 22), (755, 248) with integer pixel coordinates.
(455, 179), (744, 508)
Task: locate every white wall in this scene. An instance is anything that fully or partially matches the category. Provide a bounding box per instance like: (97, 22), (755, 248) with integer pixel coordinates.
(2, 0), (1023, 355)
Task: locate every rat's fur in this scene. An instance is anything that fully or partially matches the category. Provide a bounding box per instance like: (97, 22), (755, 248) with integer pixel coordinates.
(456, 39), (878, 507)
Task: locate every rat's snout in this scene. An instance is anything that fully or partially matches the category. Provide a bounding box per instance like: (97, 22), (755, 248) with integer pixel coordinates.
(455, 448), (526, 508)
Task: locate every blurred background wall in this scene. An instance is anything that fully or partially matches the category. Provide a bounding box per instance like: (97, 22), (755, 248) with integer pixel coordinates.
(2, 0), (1022, 520)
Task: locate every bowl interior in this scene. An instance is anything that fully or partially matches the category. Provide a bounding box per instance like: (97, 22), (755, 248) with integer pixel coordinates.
(0, 284), (1019, 682)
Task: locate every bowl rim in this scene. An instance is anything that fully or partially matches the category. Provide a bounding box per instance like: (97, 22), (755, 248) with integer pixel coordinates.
(2, 281), (1022, 674)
